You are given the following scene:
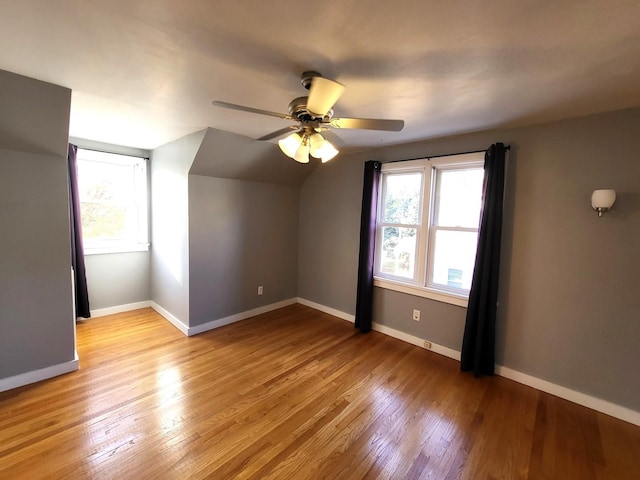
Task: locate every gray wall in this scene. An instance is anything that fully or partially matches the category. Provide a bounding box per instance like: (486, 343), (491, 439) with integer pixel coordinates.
(0, 70), (75, 379)
(299, 108), (640, 411)
(297, 153), (363, 313)
(150, 130), (205, 323)
(84, 252), (150, 310)
(0, 70), (70, 157)
(152, 127), (307, 327)
(189, 176), (299, 325)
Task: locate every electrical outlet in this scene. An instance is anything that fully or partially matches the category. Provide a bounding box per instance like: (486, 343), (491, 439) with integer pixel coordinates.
(412, 309), (420, 321)
(423, 340), (432, 349)
(258, 286), (263, 295)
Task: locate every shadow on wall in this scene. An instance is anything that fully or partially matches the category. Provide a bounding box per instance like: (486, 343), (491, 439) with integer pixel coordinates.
(611, 192), (640, 219)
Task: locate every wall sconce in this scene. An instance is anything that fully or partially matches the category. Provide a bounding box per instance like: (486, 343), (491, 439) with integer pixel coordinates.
(591, 189), (616, 217)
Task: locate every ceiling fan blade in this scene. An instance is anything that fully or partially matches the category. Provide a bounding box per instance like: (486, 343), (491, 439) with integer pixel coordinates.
(330, 117), (404, 132)
(256, 126), (298, 141)
(307, 76), (346, 116)
(212, 100), (291, 120)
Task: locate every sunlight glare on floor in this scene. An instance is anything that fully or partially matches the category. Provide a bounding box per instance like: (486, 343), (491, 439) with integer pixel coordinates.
(155, 366), (185, 434)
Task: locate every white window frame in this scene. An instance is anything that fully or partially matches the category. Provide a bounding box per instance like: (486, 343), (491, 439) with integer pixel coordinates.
(373, 152), (485, 307)
(375, 167), (425, 284)
(77, 148), (150, 255)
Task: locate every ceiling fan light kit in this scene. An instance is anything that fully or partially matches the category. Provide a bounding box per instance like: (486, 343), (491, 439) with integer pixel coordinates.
(279, 129), (339, 163)
(212, 71), (404, 164)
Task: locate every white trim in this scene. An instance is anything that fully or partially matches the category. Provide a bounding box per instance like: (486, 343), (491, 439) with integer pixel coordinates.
(296, 298), (355, 322)
(495, 366), (640, 427)
(296, 299), (640, 426)
(89, 300), (152, 318)
(84, 243), (150, 255)
(0, 352), (79, 393)
(373, 278), (468, 308)
(150, 302), (189, 336)
(187, 298), (297, 336)
(370, 322), (462, 361)
(69, 136), (150, 158)
(296, 298), (460, 360)
(376, 153), (483, 307)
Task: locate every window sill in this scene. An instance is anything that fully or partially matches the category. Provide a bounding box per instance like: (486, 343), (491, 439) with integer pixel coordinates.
(373, 278), (468, 308)
(84, 244), (150, 255)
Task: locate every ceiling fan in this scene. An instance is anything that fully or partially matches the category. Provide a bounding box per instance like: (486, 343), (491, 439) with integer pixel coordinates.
(212, 71), (404, 163)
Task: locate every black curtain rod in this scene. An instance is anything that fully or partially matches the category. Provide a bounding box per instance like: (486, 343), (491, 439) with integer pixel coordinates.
(386, 145), (510, 164)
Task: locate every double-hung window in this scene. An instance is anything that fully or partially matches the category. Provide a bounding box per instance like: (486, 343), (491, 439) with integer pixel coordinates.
(374, 152), (484, 307)
(76, 148), (149, 254)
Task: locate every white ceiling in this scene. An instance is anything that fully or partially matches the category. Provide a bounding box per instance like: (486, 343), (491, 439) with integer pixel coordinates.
(1, 0), (639, 151)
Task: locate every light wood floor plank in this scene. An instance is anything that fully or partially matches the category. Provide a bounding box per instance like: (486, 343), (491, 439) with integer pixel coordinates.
(1, 304), (639, 479)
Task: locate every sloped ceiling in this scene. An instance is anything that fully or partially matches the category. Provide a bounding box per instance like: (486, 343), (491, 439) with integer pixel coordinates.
(0, 1), (639, 153)
(0, 70), (71, 157)
(190, 128), (310, 186)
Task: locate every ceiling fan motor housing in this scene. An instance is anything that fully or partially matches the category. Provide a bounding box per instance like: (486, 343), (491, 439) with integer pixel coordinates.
(288, 96), (332, 123)
(300, 71), (322, 90)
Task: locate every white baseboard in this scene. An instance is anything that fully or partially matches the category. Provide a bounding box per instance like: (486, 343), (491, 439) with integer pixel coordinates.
(150, 298), (298, 337)
(371, 322), (462, 361)
(150, 302), (189, 336)
(187, 298), (297, 336)
(296, 298), (461, 361)
(495, 366), (640, 426)
(296, 298), (640, 426)
(0, 352), (79, 393)
(89, 300), (152, 318)
(297, 298), (355, 322)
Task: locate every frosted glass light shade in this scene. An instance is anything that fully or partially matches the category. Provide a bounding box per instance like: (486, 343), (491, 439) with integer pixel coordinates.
(278, 133), (302, 158)
(317, 140), (339, 163)
(308, 133), (324, 157)
(293, 142), (310, 163)
(278, 131), (338, 163)
(591, 189), (616, 216)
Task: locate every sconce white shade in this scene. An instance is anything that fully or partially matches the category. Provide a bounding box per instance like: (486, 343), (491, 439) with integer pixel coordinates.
(591, 189), (616, 216)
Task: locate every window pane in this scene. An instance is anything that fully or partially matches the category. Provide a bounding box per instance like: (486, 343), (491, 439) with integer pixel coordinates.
(76, 149), (148, 251)
(383, 173), (422, 225)
(431, 230), (478, 290)
(78, 161), (134, 242)
(436, 168), (483, 227)
(380, 227), (418, 279)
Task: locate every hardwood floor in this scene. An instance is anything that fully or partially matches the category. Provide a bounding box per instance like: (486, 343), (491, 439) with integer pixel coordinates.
(1, 305), (639, 479)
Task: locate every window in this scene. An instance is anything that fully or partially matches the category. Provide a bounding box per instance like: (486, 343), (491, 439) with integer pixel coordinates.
(374, 153), (484, 306)
(77, 148), (149, 254)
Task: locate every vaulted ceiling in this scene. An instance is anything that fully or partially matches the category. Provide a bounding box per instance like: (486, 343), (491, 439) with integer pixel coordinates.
(1, 1), (639, 151)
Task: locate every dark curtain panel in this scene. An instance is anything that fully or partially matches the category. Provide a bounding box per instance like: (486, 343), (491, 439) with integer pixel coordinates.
(68, 144), (91, 318)
(460, 143), (507, 376)
(354, 160), (381, 333)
